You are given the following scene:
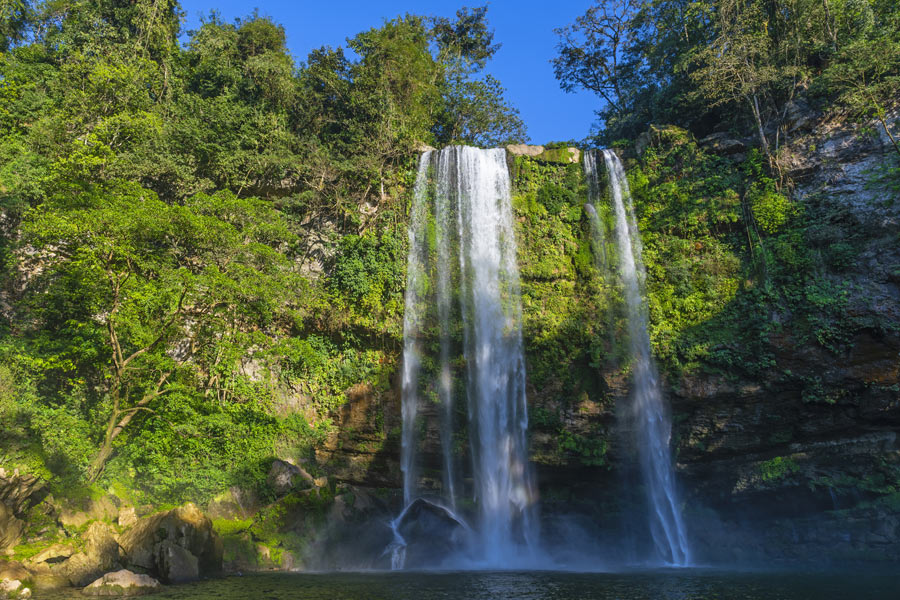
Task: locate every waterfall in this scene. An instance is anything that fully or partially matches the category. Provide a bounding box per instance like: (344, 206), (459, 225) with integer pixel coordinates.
(397, 145), (538, 568)
(584, 149), (691, 566)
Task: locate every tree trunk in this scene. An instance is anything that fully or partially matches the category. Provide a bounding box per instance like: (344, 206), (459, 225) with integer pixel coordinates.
(748, 94), (774, 168)
(87, 407), (143, 482)
(88, 441), (115, 483)
(822, 0), (838, 51)
(877, 115), (900, 157)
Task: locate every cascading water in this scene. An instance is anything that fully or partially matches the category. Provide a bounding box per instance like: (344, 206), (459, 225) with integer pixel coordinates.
(395, 145), (538, 568)
(400, 152), (432, 508)
(584, 149), (691, 566)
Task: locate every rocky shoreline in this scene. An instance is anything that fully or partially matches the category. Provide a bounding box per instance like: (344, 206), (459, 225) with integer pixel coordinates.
(1, 470), (222, 596)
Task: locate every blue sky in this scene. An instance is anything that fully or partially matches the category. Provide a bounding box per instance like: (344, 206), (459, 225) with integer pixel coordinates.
(178, 1), (599, 145)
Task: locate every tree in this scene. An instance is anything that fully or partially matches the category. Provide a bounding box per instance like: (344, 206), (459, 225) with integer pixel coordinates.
(553, 0), (640, 119)
(21, 182), (300, 480)
(431, 6), (526, 146)
(689, 0), (781, 167)
(817, 17), (900, 155)
(0, 0), (31, 51)
(433, 73), (526, 147)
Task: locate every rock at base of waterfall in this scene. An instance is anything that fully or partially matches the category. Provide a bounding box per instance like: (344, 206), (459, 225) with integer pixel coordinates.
(396, 499), (469, 568)
(0, 564), (29, 584)
(62, 521), (122, 586)
(30, 543), (75, 564)
(81, 570), (160, 596)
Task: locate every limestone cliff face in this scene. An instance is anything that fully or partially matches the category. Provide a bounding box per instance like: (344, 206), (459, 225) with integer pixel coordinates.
(671, 110), (900, 563)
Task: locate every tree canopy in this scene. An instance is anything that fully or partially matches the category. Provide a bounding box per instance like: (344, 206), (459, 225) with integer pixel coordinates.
(555, 0), (900, 154)
(0, 1), (525, 500)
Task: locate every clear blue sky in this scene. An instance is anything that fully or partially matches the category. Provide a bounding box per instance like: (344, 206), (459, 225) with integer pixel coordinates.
(178, 1), (599, 145)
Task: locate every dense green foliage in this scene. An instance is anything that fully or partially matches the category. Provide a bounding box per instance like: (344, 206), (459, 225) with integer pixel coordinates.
(1, 2), (897, 567)
(555, 0), (900, 158)
(626, 127), (898, 382)
(0, 1), (524, 505)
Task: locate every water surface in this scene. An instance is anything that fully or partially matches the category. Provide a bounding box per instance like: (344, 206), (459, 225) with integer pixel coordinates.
(43, 569), (900, 600)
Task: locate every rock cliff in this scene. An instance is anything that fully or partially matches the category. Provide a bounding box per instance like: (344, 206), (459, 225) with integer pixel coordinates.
(315, 112), (900, 565)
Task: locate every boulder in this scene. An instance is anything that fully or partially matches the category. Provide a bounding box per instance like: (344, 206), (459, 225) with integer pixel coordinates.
(118, 503), (221, 579)
(266, 460), (313, 496)
(0, 503), (24, 554)
(82, 570), (160, 596)
(31, 543), (75, 564)
(395, 498), (470, 568)
(84, 521), (119, 566)
(62, 521), (120, 586)
(0, 563), (29, 582)
(207, 487), (258, 521)
(155, 541), (198, 583)
(0, 579), (32, 599)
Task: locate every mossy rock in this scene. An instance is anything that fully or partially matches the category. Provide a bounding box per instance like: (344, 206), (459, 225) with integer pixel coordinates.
(506, 144), (581, 164)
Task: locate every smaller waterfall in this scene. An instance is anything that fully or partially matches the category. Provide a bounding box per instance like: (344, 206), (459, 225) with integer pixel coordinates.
(584, 149), (691, 566)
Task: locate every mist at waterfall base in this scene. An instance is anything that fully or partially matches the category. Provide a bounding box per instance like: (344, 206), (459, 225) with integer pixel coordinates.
(384, 145), (693, 571)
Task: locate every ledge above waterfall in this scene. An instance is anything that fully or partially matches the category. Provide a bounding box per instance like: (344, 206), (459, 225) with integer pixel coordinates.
(506, 144), (581, 164)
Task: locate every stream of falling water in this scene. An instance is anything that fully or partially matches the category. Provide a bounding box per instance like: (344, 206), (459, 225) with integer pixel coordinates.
(397, 146), (538, 568)
(584, 149), (691, 566)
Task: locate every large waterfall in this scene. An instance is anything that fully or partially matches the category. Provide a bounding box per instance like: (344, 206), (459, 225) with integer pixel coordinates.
(584, 149), (691, 566)
(397, 145), (538, 568)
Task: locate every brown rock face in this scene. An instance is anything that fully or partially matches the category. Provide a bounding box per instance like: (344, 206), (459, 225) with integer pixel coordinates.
(306, 110), (900, 566)
(506, 144), (582, 164)
(0, 469), (46, 515)
(0, 469), (46, 555)
(118, 503), (222, 580)
(0, 503), (25, 555)
(57, 496), (119, 531)
(315, 383), (402, 487)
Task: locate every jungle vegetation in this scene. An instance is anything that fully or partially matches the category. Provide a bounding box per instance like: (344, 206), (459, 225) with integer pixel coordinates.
(0, 0), (524, 503)
(0, 0), (897, 510)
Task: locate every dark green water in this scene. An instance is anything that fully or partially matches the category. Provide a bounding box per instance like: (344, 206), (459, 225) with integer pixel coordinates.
(41, 570), (900, 599)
